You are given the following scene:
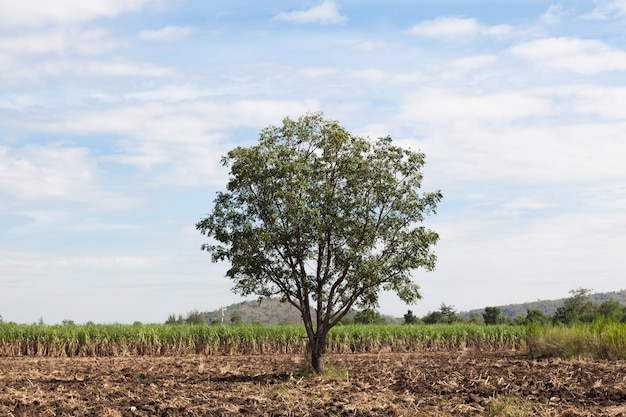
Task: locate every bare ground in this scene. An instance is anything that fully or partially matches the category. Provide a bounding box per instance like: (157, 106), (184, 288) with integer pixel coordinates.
(1, 351), (625, 416)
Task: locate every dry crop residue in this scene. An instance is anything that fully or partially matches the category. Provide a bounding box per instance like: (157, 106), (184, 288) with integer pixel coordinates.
(1, 351), (625, 416)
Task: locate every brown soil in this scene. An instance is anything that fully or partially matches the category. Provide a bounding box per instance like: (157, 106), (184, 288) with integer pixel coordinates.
(1, 351), (625, 416)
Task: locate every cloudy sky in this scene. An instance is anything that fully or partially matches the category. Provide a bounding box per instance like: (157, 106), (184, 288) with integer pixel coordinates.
(1, 0), (625, 324)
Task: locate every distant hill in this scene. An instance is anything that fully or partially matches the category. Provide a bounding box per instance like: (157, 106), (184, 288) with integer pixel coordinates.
(202, 299), (401, 325)
(460, 289), (626, 321)
(203, 299), (302, 325)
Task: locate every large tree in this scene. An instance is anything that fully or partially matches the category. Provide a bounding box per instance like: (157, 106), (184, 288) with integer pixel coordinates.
(196, 113), (442, 372)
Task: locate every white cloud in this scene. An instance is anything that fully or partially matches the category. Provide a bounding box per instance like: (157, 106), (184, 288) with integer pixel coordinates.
(427, 122), (626, 185)
(352, 68), (388, 82)
(498, 197), (555, 216)
(0, 28), (118, 56)
(74, 61), (174, 77)
(70, 220), (140, 232)
(553, 85), (626, 119)
(0, 93), (39, 111)
(541, 5), (566, 24)
(587, 0), (626, 19)
(450, 54), (498, 71)
(438, 55), (499, 82)
(0, 144), (139, 209)
(2, 59), (175, 80)
(46, 99), (319, 185)
(298, 67), (340, 78)
(0, 144), (93, 200)
(16, 255), (151, 269)
(409, 17), (477, 38)
(55, 99), (318, 139)
(138, 26), (196, 42)
(274, 0), (347, 25)
(399, 88), (552, 127)
(125, 85), (210, 102)
(354, 40), (387, 51)
(408, 17), (511, 39)
(392, 72), (425, 84)
(0, 0), (158, 28)
(509, 37), (626, 74)
(395, 84), (626, 187)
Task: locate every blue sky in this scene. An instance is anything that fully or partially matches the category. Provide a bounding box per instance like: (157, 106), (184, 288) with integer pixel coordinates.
(1, 0), (625, 324)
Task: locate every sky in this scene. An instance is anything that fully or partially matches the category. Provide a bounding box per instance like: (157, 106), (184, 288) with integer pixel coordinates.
(1, 0), (625, 324)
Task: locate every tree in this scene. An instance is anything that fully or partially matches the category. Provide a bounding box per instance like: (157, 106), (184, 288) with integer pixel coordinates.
(483, 307), (501, 325)
(439, 303), (460, 323)
(524, 308), (550, 325)
(422, 310), (444, 324)
(353, 309), (387, 324)
(185, 310), (207, 325)
(403, 309), (419, 324)
(598, 299), (626, 322)
(197, 113), (442, 373)
(422, 303), (460, 324)
(553, 288), (596, 324)
(166, 313), (185, 324)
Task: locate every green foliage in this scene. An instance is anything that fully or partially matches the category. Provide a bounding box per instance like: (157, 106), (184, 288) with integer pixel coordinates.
(165, 313), (184, 324)
(166, 310), (207, 325)
(523, 309), (551, 325)
(353, 309), (387, 325)
(553, 288), (596, 324)
(230, 312), (243, 325)
(597, 299), (626, 322)
(403, 310), (419, 324)
(196, 112), (441, 372)
(422, 311), (443, 324)
(483, 307), (501, 325)
(462, 289), (626, 321)
(422, 303), (460, 324)
(550, 288), (626, 325)
(482, 307), (514, 325)
(185, 310), (207, 325)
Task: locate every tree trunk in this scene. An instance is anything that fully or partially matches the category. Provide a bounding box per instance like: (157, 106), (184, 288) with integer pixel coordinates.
(309, 332), (328, 374)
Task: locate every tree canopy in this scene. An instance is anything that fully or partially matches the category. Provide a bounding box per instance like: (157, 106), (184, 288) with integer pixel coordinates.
(422, 303), (460, 324)
(483, 306), (502, 325)
(196, 113), (442, 372)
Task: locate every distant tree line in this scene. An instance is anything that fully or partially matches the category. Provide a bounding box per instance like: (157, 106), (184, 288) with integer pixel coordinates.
(404, 288), (626, 326)
(166, 310), (208, 325)
(166, 310), (261, 326)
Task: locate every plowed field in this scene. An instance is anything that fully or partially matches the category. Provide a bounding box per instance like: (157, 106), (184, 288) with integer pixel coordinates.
(1, 351), (625, 416)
